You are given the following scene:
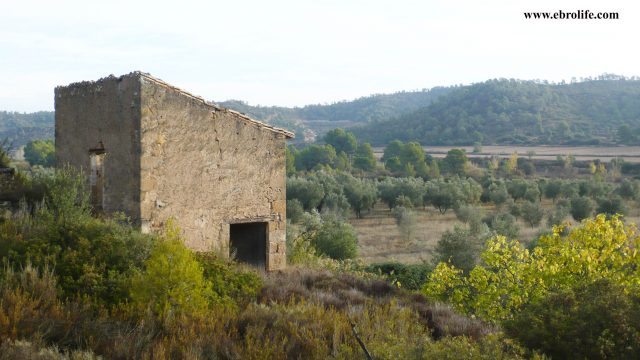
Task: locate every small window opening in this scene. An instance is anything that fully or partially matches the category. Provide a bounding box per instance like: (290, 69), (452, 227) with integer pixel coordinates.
(229, 222), (267, 268)
(89, 148), (105, 211)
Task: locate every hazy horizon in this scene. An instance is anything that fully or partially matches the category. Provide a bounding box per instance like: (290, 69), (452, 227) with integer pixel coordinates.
(2, 0), (639, 112)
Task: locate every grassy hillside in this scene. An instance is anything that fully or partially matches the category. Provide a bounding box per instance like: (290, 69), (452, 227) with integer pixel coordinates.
(353, 75), (640, 146)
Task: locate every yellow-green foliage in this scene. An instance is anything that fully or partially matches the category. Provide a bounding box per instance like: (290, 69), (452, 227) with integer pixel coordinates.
(195, 252), (262, 309)
(424, 215), (640, 322)
(131, 220), (210, 318)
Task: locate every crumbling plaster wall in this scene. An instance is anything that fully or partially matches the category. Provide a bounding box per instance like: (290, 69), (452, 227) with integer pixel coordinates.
(139, 77), (287, 270)
(54, 75), (141, 219)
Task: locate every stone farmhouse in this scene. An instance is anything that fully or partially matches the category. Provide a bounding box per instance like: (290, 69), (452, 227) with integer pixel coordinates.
(55, 72), (293, 270)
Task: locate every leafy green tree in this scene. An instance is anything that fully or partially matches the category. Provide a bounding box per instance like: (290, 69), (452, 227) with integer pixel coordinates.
(382, 140), (404, 163)
(352, 142), (377, 171)
(287, 177), (324, 211)
(560, 181), (579, 199)
(322, 192), (351, 218)
(402, 163), (416, 177)
(312, 215), (358, 260)
(399, 142), (425, 166)
(323, 128), (357, 155)
(520, 201), (544, 227)
(544, 179), (563, 203)
(457, 178), (482, 205)
(341, 175), (377, 218)
(425, 180), (461, 214)
(504, 280), (640, 360)
(454, 205), (484, 226)
(547, 203), (570, 227)
(392, 206), (417, 242)
(597, 195), (628, 216)
(487, 182), (509, 207)
(333, 151), (350, 171)
(441, 149), (468, 176)
(618, 179), (640, 200)
(570, 196), (594, 221)
(506, 179), (528, 201)
(523, 185), (540, 203)
(377, 177), (425, 209)
(286, 199), (304, 224)
(295, 145), (337, 171)
(434, 226), (483, 274)
(24, 139), (55, 167)
(486, 212), (519, 239)
(393, 195), (414, 209)
(424, 215), (640, 323)
(384, 156), (403, 173)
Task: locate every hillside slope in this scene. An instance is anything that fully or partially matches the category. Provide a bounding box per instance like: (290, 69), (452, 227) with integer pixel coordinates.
(0, 111), (54, 146)
(219, 87), (452, 141)
(353, 76), (640, 146)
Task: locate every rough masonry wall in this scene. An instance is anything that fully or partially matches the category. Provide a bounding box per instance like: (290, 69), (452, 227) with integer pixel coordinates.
(139, 77), (287, 270)
(55, 75), (141, 220)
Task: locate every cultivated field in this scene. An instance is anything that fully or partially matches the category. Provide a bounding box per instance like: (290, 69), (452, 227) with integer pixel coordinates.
(351, 200), (640, 265)
(373, 145), (640, 163)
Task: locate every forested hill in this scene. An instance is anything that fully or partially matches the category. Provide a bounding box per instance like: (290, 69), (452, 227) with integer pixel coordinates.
(0, 111), (54, 146)
(219, 87), (453, 141)
(353, 76), (640, 146)
(0, 89), (452, 146)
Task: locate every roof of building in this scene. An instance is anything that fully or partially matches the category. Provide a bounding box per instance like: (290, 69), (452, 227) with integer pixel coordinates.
(58, 71), (295, 139)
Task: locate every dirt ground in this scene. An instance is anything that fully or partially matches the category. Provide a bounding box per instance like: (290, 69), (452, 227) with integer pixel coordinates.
(351, 200), (640, 265)
(373, 145), (640, 163)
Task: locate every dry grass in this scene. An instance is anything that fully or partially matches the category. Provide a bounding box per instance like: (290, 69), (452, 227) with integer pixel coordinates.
(373, 145), (640, 163)
(351, 200), (582, 265)
(351, 203), (462, 264)
(259, 267), (494, 340)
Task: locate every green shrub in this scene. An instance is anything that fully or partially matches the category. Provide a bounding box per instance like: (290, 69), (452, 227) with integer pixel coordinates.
(312, 215), (358, 260)
(0, 213), (154, 305)
(547, 203), (570, 227)
(286, 199), (304, 224)
(392, 206), (417, 242)
(130, 223), (210, 318)
(570, 196), (594, 221)
(596, 195), (628, 216)
(485, 212), (519, 239)
(434, 226), (483, 273)
(365, 262), (432, 290)
(618, 179), (640, 200)
(195, 252), (262, 309)
(504, 280), (640, 359)
(34, 166), (91, 223)
(520, 201), (544, 227)
(24, 139), (55, 167)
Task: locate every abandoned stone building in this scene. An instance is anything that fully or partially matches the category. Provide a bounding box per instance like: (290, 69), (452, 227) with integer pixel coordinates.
(55, 72), (293, 270)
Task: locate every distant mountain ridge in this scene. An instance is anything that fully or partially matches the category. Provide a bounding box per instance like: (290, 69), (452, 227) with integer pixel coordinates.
(0, 88), (453, 146)
(3, 75), (640, 147)
(0, 111), (54, 147)
(353, 75), (640, 146)
(218, 87), (453, 142)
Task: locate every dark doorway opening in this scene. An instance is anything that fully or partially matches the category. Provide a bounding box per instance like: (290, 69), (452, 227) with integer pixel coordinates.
(230, 222), (267, 268)
(89, 150), (105, 212)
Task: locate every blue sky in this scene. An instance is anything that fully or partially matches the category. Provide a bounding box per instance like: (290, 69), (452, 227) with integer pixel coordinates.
(1, 0), (638, 112)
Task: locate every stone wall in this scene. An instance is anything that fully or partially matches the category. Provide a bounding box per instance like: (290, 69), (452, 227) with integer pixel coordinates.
(55, 73), (289, 270)
(55, 75), (142, 220)
(139, 76), (288, 270)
